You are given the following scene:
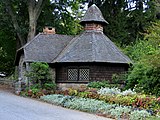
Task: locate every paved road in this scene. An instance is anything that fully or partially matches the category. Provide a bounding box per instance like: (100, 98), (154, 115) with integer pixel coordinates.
(0, 90), (112, 120)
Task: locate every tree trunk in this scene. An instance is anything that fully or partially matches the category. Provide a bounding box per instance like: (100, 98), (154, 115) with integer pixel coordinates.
(28, 15), (37, 42)
(4, 0), (45, 46)
(27, 0), (45, 42)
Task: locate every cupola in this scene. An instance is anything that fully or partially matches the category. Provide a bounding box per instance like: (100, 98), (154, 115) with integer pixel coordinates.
(80, 4), (108, 32)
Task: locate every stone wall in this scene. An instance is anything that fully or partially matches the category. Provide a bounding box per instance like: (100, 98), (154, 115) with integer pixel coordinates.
(0, 78), (13, 86)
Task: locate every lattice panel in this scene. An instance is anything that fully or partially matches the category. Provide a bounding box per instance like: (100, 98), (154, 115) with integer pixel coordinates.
(79, 69), (89, 81)
(68, 69), (78, 81)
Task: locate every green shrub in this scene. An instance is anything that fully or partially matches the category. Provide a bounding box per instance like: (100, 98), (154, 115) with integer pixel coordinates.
(43, 82), (56, 91)
(112, 73), (127, 84)
(124, 21), (160, 97)
(78, 91), (90, 98)
(25, 62), (51, 88)
(125, 53), (160, 96)
(87, 81), (110, 89)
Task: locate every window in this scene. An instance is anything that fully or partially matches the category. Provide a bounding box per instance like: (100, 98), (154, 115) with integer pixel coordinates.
(79, 69), (89, 81)
(67, 68), (89, 81)
(68, 69), (78, 81)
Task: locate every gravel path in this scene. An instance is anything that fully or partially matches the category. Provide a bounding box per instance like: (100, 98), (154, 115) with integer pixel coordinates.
(0, 89), (113, 120)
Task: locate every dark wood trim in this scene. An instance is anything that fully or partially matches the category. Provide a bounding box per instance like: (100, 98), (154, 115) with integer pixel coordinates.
(56, 81), (89, 83)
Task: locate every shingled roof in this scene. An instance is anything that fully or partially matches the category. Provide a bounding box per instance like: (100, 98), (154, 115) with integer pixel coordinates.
(80, 4), (108, 25)
(53, 30), (131, 64)
(15, 33), (74, 65)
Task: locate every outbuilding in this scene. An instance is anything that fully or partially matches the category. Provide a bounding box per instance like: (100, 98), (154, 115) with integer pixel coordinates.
(15, 4), (131, 89)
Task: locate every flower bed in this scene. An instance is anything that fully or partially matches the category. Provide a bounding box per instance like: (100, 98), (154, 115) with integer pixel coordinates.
(40, 94), (152, 120)
(54, 87), (160, 117)
(19, 83), (160, 119)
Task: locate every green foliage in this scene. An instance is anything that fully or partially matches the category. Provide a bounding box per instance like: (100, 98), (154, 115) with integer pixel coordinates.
(30, 83), (41, 89)
(78, 91), (90, 98)
(0, 13), (16, 74)
(124, 40), (157, 62)
(43, 83), (56, 91)
(112, 73), (127, 84)
(26, 62), (50, 84)
(130, 110), (151, 120)
(147, 116), (160, 120)
(55, 87), (160, 114)
(87, 80), (121, 89)
(40, 94), (153, 119)
(95, 0), (157, 46)
(124, 21), (160, 96)
(126, 53), (160, 96)
(87, 81), (110, 89)
(37, 0), (84, 35)
(22, 62), (57, 98)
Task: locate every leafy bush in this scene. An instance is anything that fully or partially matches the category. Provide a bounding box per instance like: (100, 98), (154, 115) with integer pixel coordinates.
(124, 21), (160, 97)
(125, 53), (160, 96)
(78, 91), (90, 98)
(87, 81), (110, 89)
(21, 62), (57, 98)
(112, 73), (127, 84)
(25, 62), (51, 88)
(43, 82), (56, 91)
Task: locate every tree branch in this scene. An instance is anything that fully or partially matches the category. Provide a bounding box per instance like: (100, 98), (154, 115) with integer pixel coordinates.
(4, 0), (25, 46)
(34, 0), (46, 21)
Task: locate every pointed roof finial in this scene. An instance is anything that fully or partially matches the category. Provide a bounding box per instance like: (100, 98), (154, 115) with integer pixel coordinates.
(80, 4), (108, 26)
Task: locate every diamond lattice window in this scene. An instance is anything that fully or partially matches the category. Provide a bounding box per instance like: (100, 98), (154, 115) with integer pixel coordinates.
(67, 68), (89, 81)
(79, 69), (89, 81)
(68, 69), (78, 81)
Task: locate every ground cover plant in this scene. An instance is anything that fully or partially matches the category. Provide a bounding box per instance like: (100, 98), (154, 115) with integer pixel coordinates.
(40, 94), (155, 120)
(54, 86), (160, 118)
(19, 79), (160, 119)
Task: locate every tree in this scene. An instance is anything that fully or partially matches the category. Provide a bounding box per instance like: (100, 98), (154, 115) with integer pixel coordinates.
(0, 0), (84, 74)
(124, 21), (160, 96)
(28, 0), (46, 41)
(88, 0), (156, 46)
(37, 0), (84, 35)
(2, 0), (85, 47)
(0, 2), (16, 74)
(100, 0), (129, 46)
(3, 0), (46, 46)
